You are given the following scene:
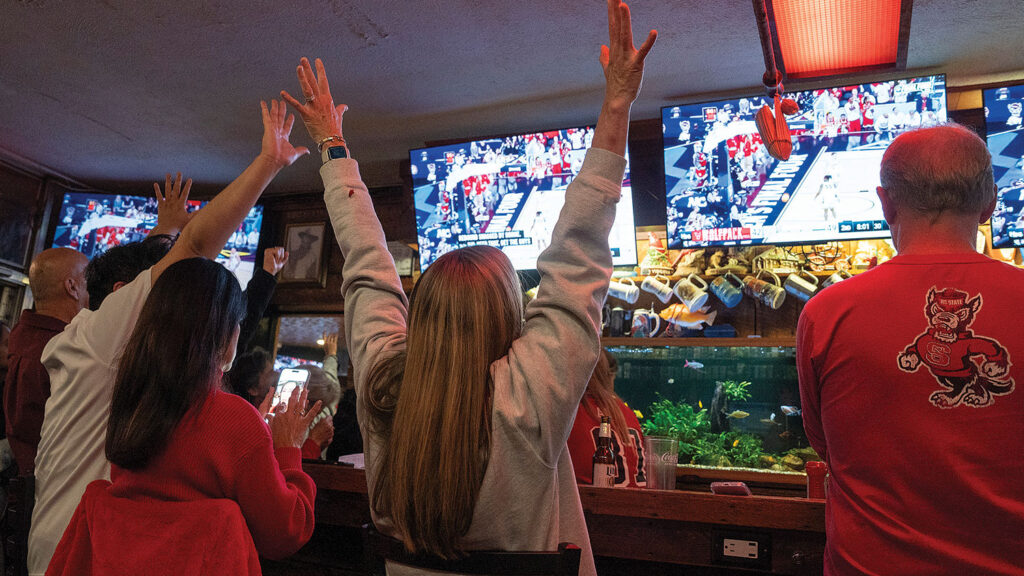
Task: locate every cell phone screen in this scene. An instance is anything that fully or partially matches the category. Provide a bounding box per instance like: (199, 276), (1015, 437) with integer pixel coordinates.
(271, 368), (309, 413)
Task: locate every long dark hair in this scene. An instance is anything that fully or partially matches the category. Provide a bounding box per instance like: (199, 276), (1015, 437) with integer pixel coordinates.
(106, 258), (246, 469)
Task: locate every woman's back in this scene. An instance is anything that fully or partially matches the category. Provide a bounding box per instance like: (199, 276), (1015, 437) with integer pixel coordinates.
(108, 389), (316, 560)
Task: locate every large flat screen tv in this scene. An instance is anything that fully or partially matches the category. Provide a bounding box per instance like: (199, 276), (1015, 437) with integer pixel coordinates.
(663, 74), (948, 249)
(410, 125), (638, 271)
(984, 83), (1024, 249)
(51, 192), (264, 286)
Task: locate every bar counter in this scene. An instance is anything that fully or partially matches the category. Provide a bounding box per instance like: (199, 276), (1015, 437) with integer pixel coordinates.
(288, 462), (825, 575)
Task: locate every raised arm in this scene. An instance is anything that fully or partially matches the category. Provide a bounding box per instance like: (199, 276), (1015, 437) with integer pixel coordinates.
(502, 0), (656, 463)
(151, 101), (308, 283)
(282, 59), (408, 386)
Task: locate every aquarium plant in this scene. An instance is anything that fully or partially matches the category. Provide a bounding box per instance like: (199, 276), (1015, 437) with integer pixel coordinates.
(640, 396), (820, 471)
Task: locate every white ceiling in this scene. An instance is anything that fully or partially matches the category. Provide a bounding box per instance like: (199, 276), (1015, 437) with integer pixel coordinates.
(1, 0), (1023, 195)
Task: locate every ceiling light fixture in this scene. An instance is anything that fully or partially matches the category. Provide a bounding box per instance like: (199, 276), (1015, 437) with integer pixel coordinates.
(754, 0), (913, 81)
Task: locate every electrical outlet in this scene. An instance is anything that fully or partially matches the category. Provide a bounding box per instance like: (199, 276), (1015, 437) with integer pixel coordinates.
(712, 531), (771, 569)
(723, 538), (759, 559)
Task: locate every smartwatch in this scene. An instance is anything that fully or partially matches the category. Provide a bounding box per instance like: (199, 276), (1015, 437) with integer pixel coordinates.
(322, 144), (350, 164)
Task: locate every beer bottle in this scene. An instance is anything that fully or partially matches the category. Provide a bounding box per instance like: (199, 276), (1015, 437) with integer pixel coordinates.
(592, 415), (616, 487)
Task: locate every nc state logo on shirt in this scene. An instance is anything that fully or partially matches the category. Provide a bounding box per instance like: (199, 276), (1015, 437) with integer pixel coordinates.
(897, 287), (1014, 408)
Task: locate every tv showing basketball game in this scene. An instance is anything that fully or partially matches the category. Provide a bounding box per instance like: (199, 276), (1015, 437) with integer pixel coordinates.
(410, 125), (638, 271)
(663, 74), (948, 249)
(51, 192), (264, 286)
(984, 83), (1024, 249)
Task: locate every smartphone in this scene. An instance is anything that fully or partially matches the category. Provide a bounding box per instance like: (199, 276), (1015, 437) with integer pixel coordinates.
(271, 368), (309, 413)
(710, 481), (752, 496)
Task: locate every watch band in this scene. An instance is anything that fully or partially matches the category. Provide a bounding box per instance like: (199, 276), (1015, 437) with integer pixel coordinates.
(316, 135), (346, 152)
(321, 144), (350, 164)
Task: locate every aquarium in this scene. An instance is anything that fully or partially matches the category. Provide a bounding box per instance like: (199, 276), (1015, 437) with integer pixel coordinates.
(608, 344), (819, 476)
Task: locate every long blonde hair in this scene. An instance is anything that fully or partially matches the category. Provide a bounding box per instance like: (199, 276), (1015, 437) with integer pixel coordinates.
(366, 245), (523, 559)
(582, 349), (630, 444)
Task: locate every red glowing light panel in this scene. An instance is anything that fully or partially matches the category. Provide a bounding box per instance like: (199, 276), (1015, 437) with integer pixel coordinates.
(772, 0), (903, 77)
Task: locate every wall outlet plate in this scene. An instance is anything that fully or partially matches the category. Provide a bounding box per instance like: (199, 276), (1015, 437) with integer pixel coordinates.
(712, 530), (771, 569)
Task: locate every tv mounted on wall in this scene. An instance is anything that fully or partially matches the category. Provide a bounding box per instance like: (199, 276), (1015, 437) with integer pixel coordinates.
(51, 192), (264, 286)
(662, 74), (948, 249)
(410, 125), (638, 271)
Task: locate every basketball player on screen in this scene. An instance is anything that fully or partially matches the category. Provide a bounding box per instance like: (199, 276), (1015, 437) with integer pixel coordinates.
(815, 174), (840, 225)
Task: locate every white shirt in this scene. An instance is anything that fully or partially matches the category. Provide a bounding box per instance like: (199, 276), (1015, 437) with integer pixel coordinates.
(29, 269), (153, 575)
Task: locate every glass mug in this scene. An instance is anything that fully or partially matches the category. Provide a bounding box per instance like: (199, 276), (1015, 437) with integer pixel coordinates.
(672, 273), (709, 310)
(783, 269), (819, 302)
(607, 278), (640, 304)
(641, 275), (674, 304)
(742, 270), (786, 309)
(821, 269), (852, 289)
(709, 272), (743, 308)
(631, 308), (662, 338)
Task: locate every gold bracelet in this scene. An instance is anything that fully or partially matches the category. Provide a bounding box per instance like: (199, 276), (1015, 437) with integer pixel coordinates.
(317, 135), (346, 152)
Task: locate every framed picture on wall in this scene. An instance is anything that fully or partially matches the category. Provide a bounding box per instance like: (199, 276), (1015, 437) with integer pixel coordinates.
(280, 222), (327, 286)
(0, 167), (43, 269)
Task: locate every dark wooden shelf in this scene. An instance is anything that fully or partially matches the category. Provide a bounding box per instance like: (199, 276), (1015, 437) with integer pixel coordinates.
(602, 337), (796, 348)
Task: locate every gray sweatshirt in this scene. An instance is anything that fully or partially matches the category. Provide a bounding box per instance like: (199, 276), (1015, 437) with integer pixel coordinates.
(322, 147), (626, 576)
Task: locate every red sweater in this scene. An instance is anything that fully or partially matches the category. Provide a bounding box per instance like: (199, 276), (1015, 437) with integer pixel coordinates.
(798, 252), (1024, 575)
(567, 395), (646, 487)
(107, 389), (316, 560)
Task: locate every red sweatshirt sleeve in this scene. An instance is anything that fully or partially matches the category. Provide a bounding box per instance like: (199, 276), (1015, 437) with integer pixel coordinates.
(231, 440), (317, 560)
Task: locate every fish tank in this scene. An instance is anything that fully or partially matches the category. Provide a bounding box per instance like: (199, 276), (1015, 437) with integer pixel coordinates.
(607, 341), (819, 492)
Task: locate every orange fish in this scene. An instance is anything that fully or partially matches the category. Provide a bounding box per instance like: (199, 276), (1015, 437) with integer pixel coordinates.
(659, 303), (717, 329)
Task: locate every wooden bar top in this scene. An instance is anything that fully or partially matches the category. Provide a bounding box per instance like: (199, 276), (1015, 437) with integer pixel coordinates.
(304, 462), (824, 533)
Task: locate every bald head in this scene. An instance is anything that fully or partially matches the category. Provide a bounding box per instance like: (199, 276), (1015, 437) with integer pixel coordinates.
(29, 248), (89, 310)
(880, 124), (995, 215)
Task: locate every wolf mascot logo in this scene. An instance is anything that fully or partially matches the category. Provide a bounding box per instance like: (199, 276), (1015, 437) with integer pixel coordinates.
(897, 287), (1014, 408)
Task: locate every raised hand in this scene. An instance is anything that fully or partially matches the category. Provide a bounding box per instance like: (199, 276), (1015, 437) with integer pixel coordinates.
(260, 99), (309, 169)
(268, 386), (323, 449)
(590, 0), (657, 157)
(323, 332), (338, 357)
(600, 0), (657, 107)
(263, 247), (289, 275)
(150, 172), (194, 237)
(280, 58), (348, 148)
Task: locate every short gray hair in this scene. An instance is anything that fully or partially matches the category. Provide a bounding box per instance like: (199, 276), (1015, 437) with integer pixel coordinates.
(880, 123), (995, 214)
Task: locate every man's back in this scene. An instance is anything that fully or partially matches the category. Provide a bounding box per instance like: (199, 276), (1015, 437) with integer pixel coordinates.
(798, 252), (1024, 575)
(29, 270), (152, 575)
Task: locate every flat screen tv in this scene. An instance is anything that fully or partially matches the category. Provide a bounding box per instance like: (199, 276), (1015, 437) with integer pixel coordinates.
(984, 83), (1024, 249)
(51, 192), (264, 286)
(410, 125), (638, 271)
(662, 74), (948, 249)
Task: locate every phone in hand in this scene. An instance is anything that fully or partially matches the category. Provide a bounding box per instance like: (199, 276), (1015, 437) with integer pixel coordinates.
(271, 368), (309, 414)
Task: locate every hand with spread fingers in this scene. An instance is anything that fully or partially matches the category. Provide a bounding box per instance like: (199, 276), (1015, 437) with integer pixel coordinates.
(323, 332), (338, 357)
(280, 57), (348, 150)
(259, 99), (310, 169)
(263, 247), (289, 275)
(600, 0), (657, 107)
(268, 386), (323, 450)
(150, 172), (194, 237)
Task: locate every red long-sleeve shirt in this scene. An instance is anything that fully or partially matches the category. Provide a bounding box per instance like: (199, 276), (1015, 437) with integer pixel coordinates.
(4, 310), (67, 473)
(108, 389), (316, 560)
